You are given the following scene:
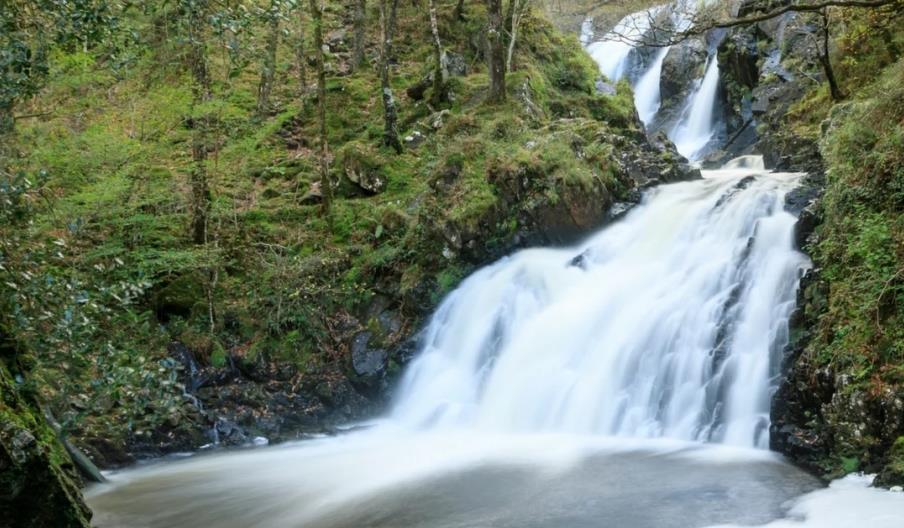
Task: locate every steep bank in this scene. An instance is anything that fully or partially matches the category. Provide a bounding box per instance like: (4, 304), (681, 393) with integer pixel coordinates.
(771, 57), (904, 486)
(1, 347), (92, 527)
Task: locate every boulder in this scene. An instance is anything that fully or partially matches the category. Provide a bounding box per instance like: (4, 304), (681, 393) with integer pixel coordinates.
(659, 38), (708, 116)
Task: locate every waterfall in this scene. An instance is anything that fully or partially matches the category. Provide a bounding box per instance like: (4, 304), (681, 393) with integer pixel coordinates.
(392, 163), (809, 448)
(670, 55), (721, 159)
(582, 2), (726, 160)
(634, 46), (670, 126)
(584, 10), (654, 82)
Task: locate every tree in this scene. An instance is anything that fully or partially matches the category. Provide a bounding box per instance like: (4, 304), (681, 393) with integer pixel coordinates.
(309, 0), (333, 217)
(0, 0), (116, 134)
(486, 0), (507, 102)
(505, 0), (530, 73)
(257, 0), (284, 117)
(427, 0), (448, 106)
(352, 0), (367, 71)
(183, 0), (213, 245)
(455, 0), (467, 21)
(378, 0), (403, 152)
(295, 1), (309, 94)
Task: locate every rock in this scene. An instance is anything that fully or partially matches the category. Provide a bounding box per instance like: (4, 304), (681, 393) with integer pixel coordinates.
(659, 38), (707, 116)
(252, 436), (269, 446)
(326, 29), (348, 52)
(595, 78), (616, 96)
(153, 273), (205, 322)
(212, 418), (247, 446)
(403, 130), (426, 148)
(299, 181), (323, 205)
(350, 332), (387, 379)
(1, 361), (92, 527)
(445, 52), (468, 77)
(339, 146), (387, 196)
(428, 109), (451, 130)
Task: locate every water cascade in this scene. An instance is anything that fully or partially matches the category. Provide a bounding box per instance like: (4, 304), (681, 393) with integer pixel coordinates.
(392, 164), (809, 448)
(670, 55), (722, 159)
(582, 2), (723, 159)
(633, 46), (670, 125)
(584, 10), (655, 82)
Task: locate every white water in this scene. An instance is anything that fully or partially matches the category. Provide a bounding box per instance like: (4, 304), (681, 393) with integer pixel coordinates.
(634, 46), (670, 125)
(392, 165), (809, 448)
(584, 10), (654, 82)
(582, 2), (722, 159)
(671, 55), (722, 159)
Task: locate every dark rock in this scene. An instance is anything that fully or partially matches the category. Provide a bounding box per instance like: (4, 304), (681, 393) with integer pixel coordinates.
(659, 38), (707, 116)
(350, 332), (388, 380)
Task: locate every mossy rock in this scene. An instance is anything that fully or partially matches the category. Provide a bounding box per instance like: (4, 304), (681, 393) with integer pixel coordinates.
(1, 363), (92, 527)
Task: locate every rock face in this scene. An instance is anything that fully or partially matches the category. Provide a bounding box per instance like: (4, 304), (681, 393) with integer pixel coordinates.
(715, 8), (826, 172)
(1, 358), (92, 528)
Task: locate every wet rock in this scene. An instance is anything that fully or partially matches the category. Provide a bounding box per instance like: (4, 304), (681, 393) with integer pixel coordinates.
(659, 38), (707, 117)
(350, 332), (388, 380)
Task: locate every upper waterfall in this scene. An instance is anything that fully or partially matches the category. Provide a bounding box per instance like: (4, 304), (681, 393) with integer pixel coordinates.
(671, 55), (722, 159)
(582, 2), (723, 160)
(391, 163), (809, 448)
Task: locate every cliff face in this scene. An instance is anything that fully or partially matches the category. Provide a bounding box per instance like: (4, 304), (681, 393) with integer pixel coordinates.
(1, 352), (92, 528)
(770, 59), (904, 486)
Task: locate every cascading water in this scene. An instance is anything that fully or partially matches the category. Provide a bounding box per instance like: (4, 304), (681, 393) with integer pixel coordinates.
(584, 10), (654, 82)
(86, 5), (891, 527)
(670, 55), (722, 159)
(582, 1), (723, 159)
(633, 46), (670, 125)
(392, 164), (809, 448)
(86, 163), (827, 528)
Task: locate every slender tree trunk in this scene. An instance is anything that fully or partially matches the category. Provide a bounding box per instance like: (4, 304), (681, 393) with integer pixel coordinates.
(819, 10), (844, 101)
(506, 0), (528, 72)
(257, 5), (281, 117)
(486, 0), (506, 103)
(427, 0), (448, 106)
(0, 103), (13, 136)
(309, 0), (332, 217)
(352, 0), (367, 70)
(455, 0), (466, 20)
(187, 5), (212, 245)
(379, 0), (403, 153)
(296, 4), (309, 94)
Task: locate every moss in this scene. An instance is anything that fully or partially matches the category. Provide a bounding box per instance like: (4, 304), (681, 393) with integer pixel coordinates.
(1, 361), (92, 527)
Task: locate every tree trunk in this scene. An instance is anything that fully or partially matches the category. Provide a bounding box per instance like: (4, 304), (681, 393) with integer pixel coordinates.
(309, 0), (332, 217)
(427, 0), (448, 106)
(257, 5), (281, 117)
(296, 4), (309, 94)
(455, 0), (466, 20)
(486, 0), (506, 102)
(506, 0), (528, 72)
(819, 10), (844, 101)
(352, 0), (367, 70)
(379, 0), (403, 153)
(187, 5), (212, 245)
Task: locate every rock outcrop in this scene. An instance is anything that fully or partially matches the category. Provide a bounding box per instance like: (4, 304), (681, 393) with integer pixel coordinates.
(1, 356), (92, 528)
